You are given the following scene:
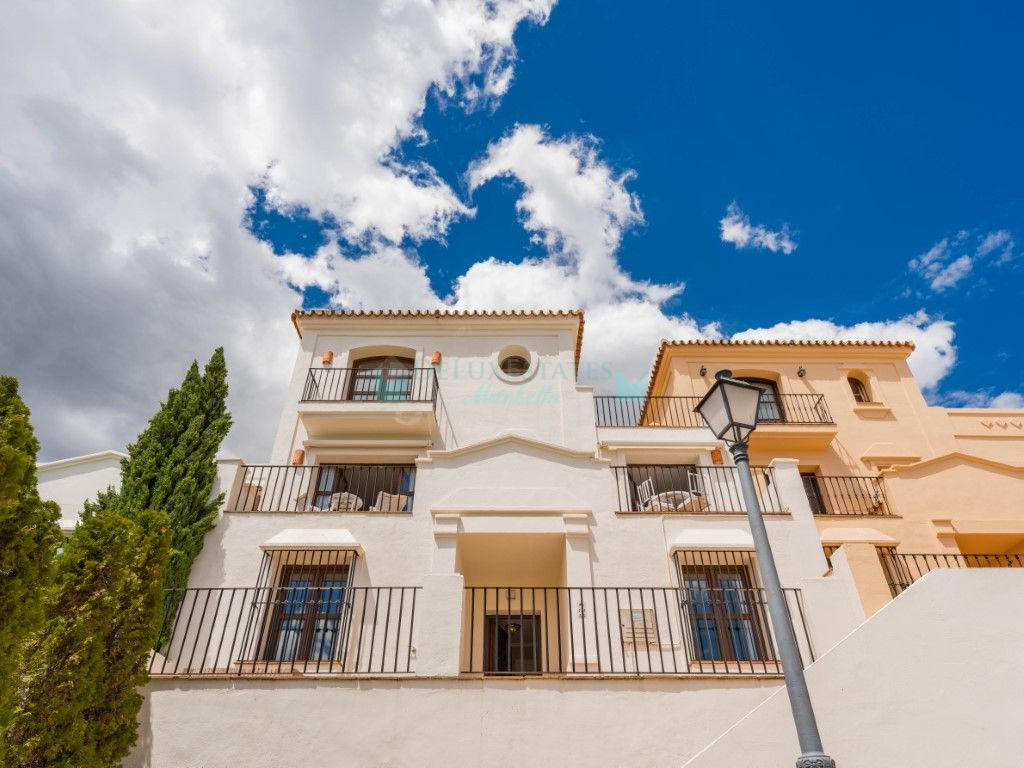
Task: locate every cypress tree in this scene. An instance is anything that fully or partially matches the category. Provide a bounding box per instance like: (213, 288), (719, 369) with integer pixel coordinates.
(117, 348), (231, 591)
(0, 378), (61, 739)
(4, 351), (229, 766)
(89, 509), (171, 766)
(5, 507), (135, 768)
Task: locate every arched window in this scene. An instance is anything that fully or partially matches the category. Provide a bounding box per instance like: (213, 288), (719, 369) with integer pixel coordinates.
(847, 376), (870, 404)
(348, 356), (414, 401)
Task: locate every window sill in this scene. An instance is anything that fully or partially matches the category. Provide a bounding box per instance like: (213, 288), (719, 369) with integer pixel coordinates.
(852, 403), (893, 417)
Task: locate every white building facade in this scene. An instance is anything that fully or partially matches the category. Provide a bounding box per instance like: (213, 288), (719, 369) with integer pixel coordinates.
(37, 450), (127, 534)
(120, 309), (886, 767)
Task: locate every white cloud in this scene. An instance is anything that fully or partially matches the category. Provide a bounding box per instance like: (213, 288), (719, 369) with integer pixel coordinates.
(0, 0), (553, 460)
(943, 390), (1024, 409)
(719, 202), (797, 254)
(285, 124), (715, 389)
(928, 254), (974, 291)
(910, 229), (1016, 291)
(458, 127), (719, 386)
(976, 229), (1015, 264)
(732, 311), (957, 391)
(278, 242), (440, 310)
(909, 237), (973, 291)
(1, 3), (978, 462)
(288, 124), (959, 397)
(990, 392), (1024, 409)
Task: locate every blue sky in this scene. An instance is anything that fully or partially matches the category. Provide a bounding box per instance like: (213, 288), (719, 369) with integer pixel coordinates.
(3, 0), (1021, 459)
(252, 0), (1022, 404)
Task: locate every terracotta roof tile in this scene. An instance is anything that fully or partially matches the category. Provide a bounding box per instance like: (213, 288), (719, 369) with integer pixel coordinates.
(659, 339), (916, 348)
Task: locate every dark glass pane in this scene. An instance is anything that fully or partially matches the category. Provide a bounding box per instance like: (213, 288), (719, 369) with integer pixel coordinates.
(274, 619), (303, 661)
(694, 619), (722, 660)
(310, 618), (340, 661)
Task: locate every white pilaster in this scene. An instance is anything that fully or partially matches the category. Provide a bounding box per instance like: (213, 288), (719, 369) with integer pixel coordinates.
(768, 457), (829, 582)
(414, 573), (465, 676)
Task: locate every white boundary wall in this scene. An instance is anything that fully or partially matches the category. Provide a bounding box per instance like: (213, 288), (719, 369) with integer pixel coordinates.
(128, 677), (783, 768)
(684, 569), (1024, 768)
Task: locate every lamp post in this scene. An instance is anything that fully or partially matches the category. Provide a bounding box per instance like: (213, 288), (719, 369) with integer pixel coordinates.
(695, 370), (836, 768)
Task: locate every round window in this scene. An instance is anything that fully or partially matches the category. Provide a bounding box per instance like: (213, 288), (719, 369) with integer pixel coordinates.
(500, 355), (530, 377)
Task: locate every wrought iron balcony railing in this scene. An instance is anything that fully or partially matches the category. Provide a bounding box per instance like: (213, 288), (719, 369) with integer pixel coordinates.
(802, 474), (892, 516)
(878, 550), (1024, 596)
(229, 464), (416, 513)
(150, 585), (419, 676)
(594, 393), (833, 427)
(593, 396), (703, 428)
(301, 367), (438, 404)
(612, 465), (784, 514)
(461, 585), (812, 676)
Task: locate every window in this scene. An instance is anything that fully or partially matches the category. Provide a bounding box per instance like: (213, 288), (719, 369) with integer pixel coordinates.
(675, 551), (766, 662)
(347, 356), (414, 401)
(495, 345), (534, 382)
(265, 565), (350, 662)
(848, 376), (871, 403)
(801, 472), (827, 515)
(736, 377), (785, 423)
(499, 355), (530, 377)
(258, 550), (356, 663)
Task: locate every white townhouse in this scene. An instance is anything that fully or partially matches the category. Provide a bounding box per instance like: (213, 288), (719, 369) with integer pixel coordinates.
(119, 309), (1021, 767)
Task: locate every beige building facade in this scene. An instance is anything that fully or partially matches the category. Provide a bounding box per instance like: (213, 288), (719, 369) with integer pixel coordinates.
(644, 339), (1024, 615)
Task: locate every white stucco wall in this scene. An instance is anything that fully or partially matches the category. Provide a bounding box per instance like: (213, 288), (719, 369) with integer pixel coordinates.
(37, 452), (240, 534)
(37, 450), (126, 531)
(270, 322), (593, 463)
(684, 569), (1024, 767)
(128, 677), (784, 768)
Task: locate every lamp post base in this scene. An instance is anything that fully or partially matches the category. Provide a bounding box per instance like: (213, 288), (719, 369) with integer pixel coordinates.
(796, 753), (836, 768)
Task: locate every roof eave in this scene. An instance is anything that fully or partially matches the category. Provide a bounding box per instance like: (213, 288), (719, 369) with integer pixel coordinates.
(644, 339), (917, 400)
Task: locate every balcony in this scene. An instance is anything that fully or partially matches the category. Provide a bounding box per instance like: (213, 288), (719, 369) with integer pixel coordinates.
(802, 474), (892, 517)
(594, 393), (834, 428)
(747, 393), (837, 450)
(461, 585), (812, 676)
(612, 465), (786, 514)
(878, 550), (1024, 596)
(298, 367), (437, 439)
(149, 584), (419, 676)
(595, 393), (836, 450)
(594, 396), (703, 428)
(228, 464), (416, 513)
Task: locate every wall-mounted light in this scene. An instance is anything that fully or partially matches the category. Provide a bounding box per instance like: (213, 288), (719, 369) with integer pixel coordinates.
(699, 365), (708, 376)
(322, 350), (334, 365)
(797, 366), (806, 378)
(431, 350), (442, 365)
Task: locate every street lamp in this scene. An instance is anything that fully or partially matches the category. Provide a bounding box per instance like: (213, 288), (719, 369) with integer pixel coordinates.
(695, 370), (836, 768)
